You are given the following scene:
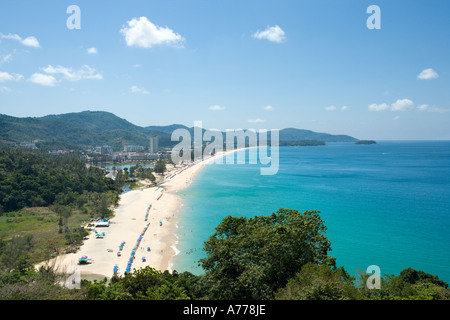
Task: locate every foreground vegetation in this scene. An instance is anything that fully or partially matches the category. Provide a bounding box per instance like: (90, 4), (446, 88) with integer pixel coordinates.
(0, 209), (448, 300)
(0, 148), (120, 213)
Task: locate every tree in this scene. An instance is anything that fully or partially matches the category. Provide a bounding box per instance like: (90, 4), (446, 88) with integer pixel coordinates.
(399, 268), (448, 289)
(154, 158), (166, 174)
(51, 204), (72, 234)
(200, 209), (336, 299)
(275, 263), (362, 300)
(358, 268), (450, 300)
(0, 235), (34, 273)
(89, 267), (194, 300)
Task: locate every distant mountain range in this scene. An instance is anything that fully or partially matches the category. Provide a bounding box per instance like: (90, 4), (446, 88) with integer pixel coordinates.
(0, 111), (358, 151)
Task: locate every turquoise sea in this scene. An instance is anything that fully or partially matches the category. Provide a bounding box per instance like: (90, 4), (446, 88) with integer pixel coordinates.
(172, 141), (450, 283)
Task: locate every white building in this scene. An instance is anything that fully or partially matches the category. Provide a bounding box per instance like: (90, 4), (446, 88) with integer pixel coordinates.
(149, 135), (159, 154)
(124, 145), (145, 152)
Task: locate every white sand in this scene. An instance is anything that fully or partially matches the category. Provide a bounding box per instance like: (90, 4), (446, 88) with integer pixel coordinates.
(39, 149), (243, 280)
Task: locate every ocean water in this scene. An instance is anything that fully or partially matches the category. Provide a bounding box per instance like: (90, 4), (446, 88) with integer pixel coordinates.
(172, 141), (450, 283)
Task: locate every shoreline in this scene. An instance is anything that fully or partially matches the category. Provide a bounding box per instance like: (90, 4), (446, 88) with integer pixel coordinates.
(159, 147), (247, 273)
(38, 148), (246, 280)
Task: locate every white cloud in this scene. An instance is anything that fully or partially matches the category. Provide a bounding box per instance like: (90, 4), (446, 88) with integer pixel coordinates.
(0, 33), (40, 48)
(120, 17), (185, 48)
(0, 54), (13, 65)
(368, 99), (414, 112)
(391, 98), (414, 111)
(28, 73), (57, 87)
(130, 85), (149, 95)
(325, 105), (348, 111)
(0, 71), (23, 82)
(22, 36), (40, 48)
(393, 116), (400, 120)
(248, 118), (266, 123)
(41, 65), (103, 81)
(209, 105), (225, 111)
(264, 105), (274, 110)
(87, 47), (98, 54)
(0, 86), (11, 93)
(368, 103), (390, 111)
(253, 25), (286, 43)
(417, 104), (429, 111)
(417, 68), (439, 80)
(417, 104), (449, 113)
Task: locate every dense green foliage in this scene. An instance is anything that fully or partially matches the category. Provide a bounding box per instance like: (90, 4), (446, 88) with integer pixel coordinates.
(129, 165), (156, 182)
(275, 263), (362, 300)
(0, 207), (448, 300)
(0, 148), (119, 213)
(358, 270), (449, 300)
(86, 267), (198, 300)
(199, 209), (335, 299)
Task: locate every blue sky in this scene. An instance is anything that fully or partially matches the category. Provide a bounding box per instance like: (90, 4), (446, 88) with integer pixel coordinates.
(0, 0), (449, 139)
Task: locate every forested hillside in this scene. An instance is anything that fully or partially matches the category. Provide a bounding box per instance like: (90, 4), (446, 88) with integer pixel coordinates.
(0, 111), (358, 151)
(0, 148), (119, 213)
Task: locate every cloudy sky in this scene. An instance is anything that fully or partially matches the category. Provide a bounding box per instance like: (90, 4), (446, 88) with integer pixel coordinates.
(0, 0), (449, 139)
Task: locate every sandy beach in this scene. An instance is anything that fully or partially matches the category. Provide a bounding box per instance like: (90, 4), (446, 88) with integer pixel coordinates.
(39, 149), (243, 280)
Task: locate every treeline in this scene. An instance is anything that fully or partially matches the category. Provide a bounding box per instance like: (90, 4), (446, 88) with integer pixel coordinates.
(0, 209), (448, 300)
(115, 158), (166, 187)
(0, 147), (119, 213)
(355, 140), (377, 145)
(279, 140), (326, 146)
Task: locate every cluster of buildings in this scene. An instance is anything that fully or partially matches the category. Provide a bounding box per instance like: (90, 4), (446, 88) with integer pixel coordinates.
(85, 135), (162, 162)
(19, 142), (38, 149)
(49, 149), (75, 155)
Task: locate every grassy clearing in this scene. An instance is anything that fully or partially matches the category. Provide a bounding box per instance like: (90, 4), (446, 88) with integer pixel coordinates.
(0, 207), (93, 264)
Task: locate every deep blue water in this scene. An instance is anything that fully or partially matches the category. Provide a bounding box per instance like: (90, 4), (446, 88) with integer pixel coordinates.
(172, 141), (450, 283)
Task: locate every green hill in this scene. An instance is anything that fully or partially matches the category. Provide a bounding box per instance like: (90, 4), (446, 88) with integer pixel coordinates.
(278, 128), (357, 142)
(0, 111), (166, 151)
(0, 111), (358, 151)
